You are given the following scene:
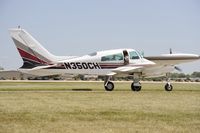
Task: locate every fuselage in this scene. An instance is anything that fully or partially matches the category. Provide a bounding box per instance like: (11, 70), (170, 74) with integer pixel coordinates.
(19, 49), (155, 76)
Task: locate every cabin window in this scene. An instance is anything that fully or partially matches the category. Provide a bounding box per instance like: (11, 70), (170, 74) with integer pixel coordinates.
(101, 53), (123, 61)
(129, 51), (140, 59)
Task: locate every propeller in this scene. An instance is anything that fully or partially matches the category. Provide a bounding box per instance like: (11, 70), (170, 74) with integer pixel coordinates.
(174, 66), (182, 72)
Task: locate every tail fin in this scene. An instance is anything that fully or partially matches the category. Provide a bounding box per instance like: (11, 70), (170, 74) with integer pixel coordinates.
(9, 28), (57, 69)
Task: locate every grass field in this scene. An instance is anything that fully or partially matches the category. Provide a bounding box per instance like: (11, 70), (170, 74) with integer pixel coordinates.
(0, 81), (199, 133)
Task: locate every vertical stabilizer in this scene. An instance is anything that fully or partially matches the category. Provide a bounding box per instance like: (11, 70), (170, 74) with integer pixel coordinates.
(9, 28), (57, 68)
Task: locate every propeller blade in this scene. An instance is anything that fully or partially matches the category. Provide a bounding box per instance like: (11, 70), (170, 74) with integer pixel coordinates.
(174, 66), (182, 72)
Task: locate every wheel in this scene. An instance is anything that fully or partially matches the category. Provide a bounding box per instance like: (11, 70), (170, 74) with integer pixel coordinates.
(131, 82), (141, 91)
(165, 83), (173, 91)
(105, 81), (114, 91)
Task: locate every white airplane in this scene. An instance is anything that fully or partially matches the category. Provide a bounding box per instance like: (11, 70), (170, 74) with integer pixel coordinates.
(9, 28), (200, 91)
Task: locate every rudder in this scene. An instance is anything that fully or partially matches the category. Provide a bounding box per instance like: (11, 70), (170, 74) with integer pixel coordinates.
(9, 28), (57, 69)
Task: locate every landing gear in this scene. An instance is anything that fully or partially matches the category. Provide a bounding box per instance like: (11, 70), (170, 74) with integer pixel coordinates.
(165, 73), (173, 91)
(131, 73), (142, 91)
(105, 81), (114, 91)
(131, 82), (141, 91)
(165, 83), (173, 91)
(104, 76), (114, 91)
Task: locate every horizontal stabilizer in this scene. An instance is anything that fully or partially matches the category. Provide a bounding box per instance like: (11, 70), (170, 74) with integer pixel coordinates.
(27, 64), (58, 71)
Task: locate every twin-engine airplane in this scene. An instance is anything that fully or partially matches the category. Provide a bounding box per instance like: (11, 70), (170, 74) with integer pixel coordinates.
(9, 28), (200, 91)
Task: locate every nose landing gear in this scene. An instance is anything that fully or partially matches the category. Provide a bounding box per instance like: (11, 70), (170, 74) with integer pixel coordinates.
(165, 83), (173, 91)
(165, 73), (173, 91)
(131, 82), (141, 91)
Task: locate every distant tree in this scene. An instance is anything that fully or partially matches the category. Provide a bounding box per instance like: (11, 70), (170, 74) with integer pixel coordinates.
(191, 72), (200, 78)
(97, 76), (105, 81)
(74, 74), (84, 80)
(170, 73), (186, 78)
(0, 66), (4, 70)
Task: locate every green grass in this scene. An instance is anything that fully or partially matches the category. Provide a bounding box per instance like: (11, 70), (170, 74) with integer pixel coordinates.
(0, 81), (200, 133)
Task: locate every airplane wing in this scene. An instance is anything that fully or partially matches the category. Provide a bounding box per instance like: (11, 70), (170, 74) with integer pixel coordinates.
(107, 53), (200, 77)
(143, 53), (200, 77)
(107, 66), (144, 76)
(145, 53), (200, 66)
(113, 66), (143, 72)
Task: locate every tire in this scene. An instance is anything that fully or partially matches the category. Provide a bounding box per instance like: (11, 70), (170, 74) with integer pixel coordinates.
(131, 82), (141, 91)
(165, 83), (173, 91)
(105, 81), (114, 91)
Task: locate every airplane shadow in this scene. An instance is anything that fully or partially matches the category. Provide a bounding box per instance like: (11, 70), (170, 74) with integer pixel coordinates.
(71, 88), (93, 91)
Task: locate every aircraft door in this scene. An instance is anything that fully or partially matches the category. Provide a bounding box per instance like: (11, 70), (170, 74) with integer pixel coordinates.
(123, 50), (129, 65)
(129, 51), (141, 65)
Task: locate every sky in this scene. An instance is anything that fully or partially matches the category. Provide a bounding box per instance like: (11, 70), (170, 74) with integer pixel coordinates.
(0, 0), (200, 73)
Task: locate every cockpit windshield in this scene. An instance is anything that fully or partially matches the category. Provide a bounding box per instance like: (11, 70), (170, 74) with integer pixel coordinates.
(137, 51), (143, 58)
(129, 51), (140, 60)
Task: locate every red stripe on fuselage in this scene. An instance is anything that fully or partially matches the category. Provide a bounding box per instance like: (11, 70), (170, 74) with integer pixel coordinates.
(99, 63), (154, 69)
(17, 48), (47, 64)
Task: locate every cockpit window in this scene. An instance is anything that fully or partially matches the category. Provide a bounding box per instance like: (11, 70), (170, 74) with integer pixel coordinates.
(101, 53), (123, 61)
(129, 51), (140, 59)
(138, 51), (143, 58)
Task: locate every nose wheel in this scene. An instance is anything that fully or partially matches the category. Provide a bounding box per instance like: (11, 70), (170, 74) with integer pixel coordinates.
(131, 82), (141, 91)
(165, 73), (173, 91)
(165, 83), (173, 91)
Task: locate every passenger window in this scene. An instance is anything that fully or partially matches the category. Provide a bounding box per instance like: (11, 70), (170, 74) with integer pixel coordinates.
(129, 51), (140, 59)
(101, 53), (123, 61)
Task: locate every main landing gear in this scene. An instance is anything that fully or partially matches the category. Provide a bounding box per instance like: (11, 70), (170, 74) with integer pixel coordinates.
(104, 76), (114, 91)
(104, 74), (142, 91)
